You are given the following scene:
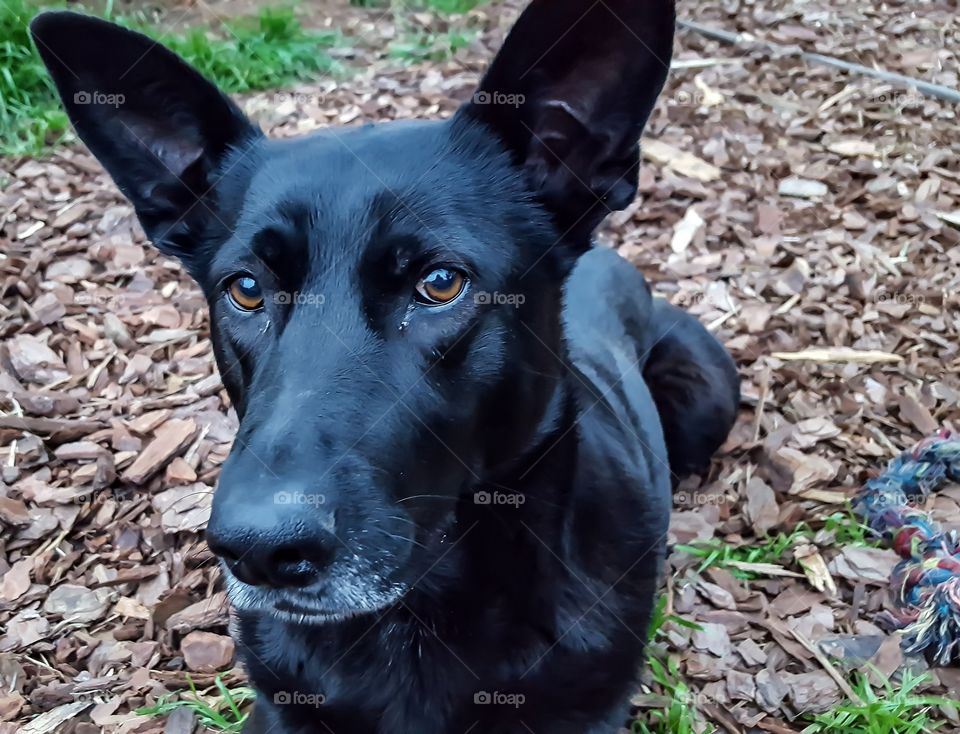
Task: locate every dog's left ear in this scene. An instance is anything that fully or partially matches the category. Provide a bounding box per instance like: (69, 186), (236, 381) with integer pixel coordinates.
(29, 11), (261, 260)
(461, 0), (675, 242)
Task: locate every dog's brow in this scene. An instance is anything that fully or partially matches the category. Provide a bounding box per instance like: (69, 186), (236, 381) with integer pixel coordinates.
(362, 192), (434, 273)
(247, 207), (312, 284)
(367, 232), (421, 276)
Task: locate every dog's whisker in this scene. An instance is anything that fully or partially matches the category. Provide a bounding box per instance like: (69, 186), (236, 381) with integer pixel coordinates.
(384, 514), (419, 528)
(371, 526), (427, 551)
(516, 365), (564, 380)
(395, 494), (453, 503)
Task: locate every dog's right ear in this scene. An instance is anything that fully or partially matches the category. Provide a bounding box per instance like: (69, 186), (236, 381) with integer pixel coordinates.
(30, 12), (261, 258)
(460, 0), (675, 245)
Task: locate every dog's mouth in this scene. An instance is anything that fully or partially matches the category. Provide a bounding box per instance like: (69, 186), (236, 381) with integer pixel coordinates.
(218, 511), (459, 625)
(225, 570), (409, 624)
(271, 596), (384, 624)
(222, 563), (411, 626)
(273, 598), (349, 621)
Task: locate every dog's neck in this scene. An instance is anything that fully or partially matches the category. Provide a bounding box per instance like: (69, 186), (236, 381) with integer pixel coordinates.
(482, 374), (573, 486)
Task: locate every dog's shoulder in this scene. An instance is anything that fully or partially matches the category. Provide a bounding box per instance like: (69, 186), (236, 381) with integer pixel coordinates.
(561, 247), (654, 356)
(559, 247), (671, 543)
(560, 247), (660, 431)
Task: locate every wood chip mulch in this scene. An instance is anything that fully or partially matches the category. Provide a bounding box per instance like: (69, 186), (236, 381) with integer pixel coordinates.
(1, 0), (959, 731)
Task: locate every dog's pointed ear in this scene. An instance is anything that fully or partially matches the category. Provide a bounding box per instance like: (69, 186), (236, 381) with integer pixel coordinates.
(460, 0), (675, 242)
(30, 11), (261, 257)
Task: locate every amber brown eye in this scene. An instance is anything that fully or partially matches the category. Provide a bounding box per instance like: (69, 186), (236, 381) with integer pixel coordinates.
(415, 268), (466, 305)
(228, 276), (264, 311)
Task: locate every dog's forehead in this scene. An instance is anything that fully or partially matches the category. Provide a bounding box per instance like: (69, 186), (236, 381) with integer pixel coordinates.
(218, 117), (525, 280)
(249, 119), (460, 208)
(223, 121), (466, 256)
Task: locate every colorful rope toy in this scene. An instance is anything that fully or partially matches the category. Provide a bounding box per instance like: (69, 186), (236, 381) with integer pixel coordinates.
(853, 431), (960, 665)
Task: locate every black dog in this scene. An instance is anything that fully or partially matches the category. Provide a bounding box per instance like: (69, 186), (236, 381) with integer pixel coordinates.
(32, 1), (738, 731)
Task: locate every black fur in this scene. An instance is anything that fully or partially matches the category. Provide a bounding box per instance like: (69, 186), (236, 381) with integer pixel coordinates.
(31, 2), (739, 731)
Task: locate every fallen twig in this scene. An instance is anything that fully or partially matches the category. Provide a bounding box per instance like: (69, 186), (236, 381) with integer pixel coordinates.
(678, 19), (960, 105)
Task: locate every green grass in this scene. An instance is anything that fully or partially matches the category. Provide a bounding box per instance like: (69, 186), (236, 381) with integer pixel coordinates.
(802, 670), (954, 734)
(634, 654), (704, 734)
(0, 0), (341, 155)
(350, 0), (484, 12)
(417, 0), (485, 12)
(677, 529), (805, 580)
(821, 507), (881, 547)
(677, 508), (880, 580)
(636, 599), (955, 734)
(154, 9), (341, 94)
(388, 27), (477, 62)
(0, 0), (69, 154)
(138, 675), (255, 733)
(634, 595), (705, 734)
(646, 593), (701, 643)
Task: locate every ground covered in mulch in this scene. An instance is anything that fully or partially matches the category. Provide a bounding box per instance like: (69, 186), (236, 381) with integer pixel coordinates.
(2, 0), (960, 732)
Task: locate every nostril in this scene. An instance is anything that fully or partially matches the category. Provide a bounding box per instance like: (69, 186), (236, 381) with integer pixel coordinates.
(273, 546), (305, 567)
(207, 510), (338, 588)
(213, 547), (260, 587)
(269, 546), (322, 587)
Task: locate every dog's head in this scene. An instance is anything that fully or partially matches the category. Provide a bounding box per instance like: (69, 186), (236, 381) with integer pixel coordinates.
(32, 0), (674, 622)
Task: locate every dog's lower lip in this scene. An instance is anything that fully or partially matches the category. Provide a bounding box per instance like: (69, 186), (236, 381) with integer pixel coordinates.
(274, 598), (364, 621)
(275, 599), (337, 616)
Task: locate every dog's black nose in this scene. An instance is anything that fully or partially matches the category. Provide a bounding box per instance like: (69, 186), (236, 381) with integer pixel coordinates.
(208, 528), (337, 588)
(206, 486), (339, 589)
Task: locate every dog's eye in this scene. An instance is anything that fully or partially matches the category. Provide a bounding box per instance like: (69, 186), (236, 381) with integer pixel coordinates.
(415, 268), (466, 305)
(228, 276), (264, 311)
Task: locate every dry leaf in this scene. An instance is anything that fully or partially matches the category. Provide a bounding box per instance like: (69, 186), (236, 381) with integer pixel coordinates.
(778, 177), (828, 198)
(745, 477), (779, 534)
(671, 207), (705, 253)
(181, 631), (236, 672)
(827, 140), (877, 157)
(642, 139), (722, 182)
(830, 547), (900, 584)
(794, 543), (838, 596)
(771, 347), (902, 364)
